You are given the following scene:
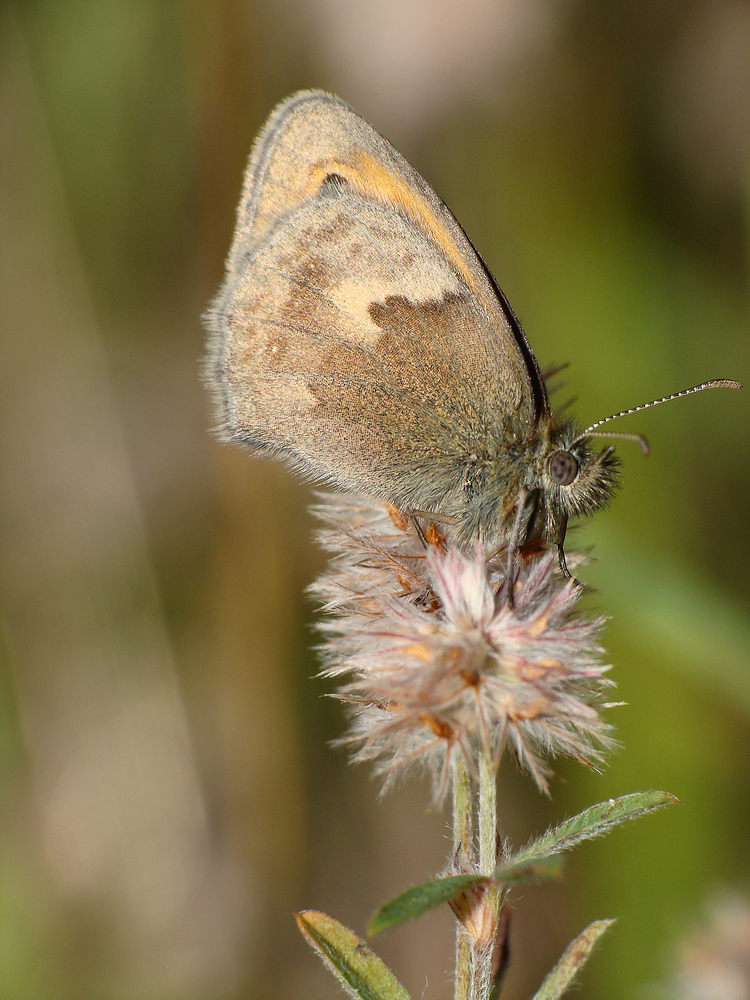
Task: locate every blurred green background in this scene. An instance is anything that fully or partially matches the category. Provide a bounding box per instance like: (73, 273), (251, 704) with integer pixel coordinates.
(0, 2), (748, 998)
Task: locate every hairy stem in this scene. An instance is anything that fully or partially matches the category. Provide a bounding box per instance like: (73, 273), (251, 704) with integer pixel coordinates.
(453, 756), (473, 1000)
(478, 751), (497, 876)
(469, 751), (501, 1000)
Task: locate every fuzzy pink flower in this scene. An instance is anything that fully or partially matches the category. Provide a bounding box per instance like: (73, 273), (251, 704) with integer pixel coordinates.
(310, 494), (615, 798)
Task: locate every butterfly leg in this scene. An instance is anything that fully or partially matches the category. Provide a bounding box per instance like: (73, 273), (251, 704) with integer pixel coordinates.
(556, 516), (582, 588)
(506, 486), (530, 607)
(556, 516), (571, 579)
(409, 511), (429, 548)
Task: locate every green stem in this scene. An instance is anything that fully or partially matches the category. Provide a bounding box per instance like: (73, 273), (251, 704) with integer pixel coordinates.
(453, 752), (501, 1000)
(469, 751), (501, 1000)
(478, 751), (497, 876)
(453, 755), (473, 864)
(453, 756), (473, 1000)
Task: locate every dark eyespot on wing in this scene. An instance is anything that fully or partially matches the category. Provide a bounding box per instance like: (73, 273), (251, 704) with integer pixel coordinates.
(319, 172), (349, 195)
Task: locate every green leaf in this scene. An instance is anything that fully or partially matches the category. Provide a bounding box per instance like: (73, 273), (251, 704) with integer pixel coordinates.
(501, 790), (677, 877)
(368, 875), (487, 937)
(531, 919), (615, 1000)
(296, 911), (411, 1000)
(494, 854), (564, 885)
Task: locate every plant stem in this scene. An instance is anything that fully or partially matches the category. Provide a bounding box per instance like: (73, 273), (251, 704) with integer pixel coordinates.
(452, 752), (502, 1000)
(453, 755), (473, 865)
(468, 751), (501, 1000)
(478, 751), (497, 876)
(453, 756), (473, 1000)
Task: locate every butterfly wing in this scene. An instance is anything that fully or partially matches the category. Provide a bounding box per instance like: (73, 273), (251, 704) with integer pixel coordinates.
(206, 90), (546, 516)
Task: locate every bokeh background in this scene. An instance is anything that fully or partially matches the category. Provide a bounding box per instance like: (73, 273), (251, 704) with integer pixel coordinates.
(1, 2), (749, 998)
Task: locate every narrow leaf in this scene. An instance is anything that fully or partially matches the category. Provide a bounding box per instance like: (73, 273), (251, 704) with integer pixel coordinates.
(502, 790), (677, 876)
(494, 854), (563, 885)
(296, 910), (411, 1000)
(368, 875), (487, 937)
(532, 918), (615, 1000)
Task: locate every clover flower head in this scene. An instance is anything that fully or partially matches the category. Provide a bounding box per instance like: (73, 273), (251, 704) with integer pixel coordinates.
(310, 494), (616, 799)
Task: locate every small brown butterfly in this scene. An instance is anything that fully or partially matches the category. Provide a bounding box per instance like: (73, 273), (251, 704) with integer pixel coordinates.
(205, 90), (740, 577)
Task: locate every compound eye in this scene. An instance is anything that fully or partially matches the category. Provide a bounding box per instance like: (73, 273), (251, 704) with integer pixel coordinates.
(549, 450), (578, 486)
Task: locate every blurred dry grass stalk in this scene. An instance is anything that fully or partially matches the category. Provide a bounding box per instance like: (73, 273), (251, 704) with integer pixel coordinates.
(0, 14), (246, 997)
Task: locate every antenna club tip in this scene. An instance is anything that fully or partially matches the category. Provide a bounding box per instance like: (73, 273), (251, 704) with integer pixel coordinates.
(708, 379), (742, 390)
(574, 377), (741, 449)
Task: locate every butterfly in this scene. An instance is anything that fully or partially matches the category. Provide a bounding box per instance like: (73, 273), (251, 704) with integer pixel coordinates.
(205, 90), (740, 578)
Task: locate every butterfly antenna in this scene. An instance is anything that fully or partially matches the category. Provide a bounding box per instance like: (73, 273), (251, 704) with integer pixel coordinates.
(586, 431), (651, 455)
(570, 379), (742, 450)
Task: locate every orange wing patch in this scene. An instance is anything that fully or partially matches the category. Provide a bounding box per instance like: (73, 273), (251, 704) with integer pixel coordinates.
(307, 153), (481, 299)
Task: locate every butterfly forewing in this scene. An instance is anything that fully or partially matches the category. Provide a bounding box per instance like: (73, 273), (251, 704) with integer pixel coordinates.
(208, 90), (540, 517)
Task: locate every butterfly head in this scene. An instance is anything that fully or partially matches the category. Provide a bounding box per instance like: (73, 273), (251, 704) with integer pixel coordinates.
(527, 377), (742, 550)
(535, 427), (621, 542)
